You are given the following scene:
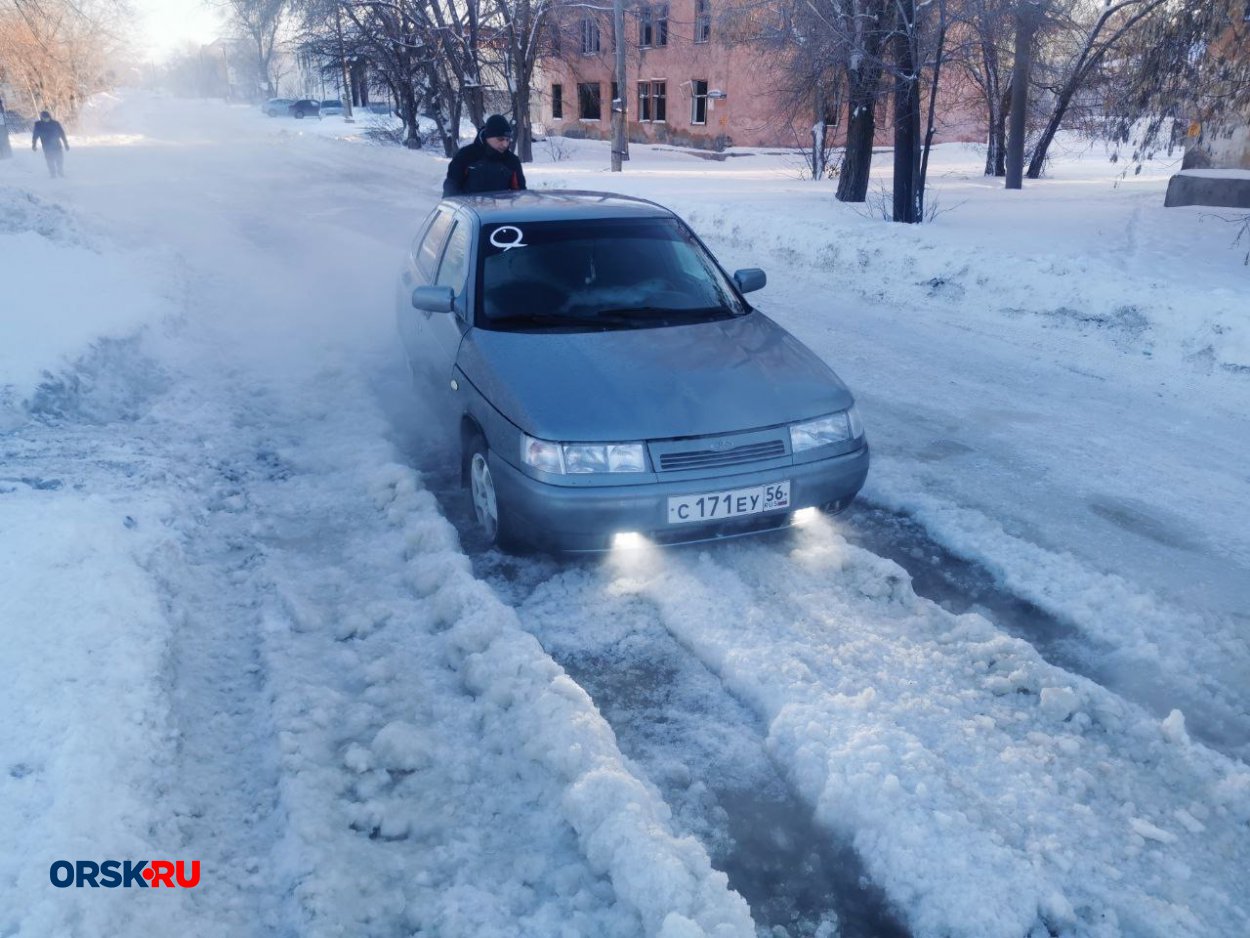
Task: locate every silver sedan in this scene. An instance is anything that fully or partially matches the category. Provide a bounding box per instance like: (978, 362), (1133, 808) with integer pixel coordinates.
(397, 191), (869, 552)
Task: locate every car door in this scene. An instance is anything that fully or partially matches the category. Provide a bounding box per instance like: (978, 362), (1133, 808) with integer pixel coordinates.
(425, 217), (474, 420)
(399, 208), (455, 383)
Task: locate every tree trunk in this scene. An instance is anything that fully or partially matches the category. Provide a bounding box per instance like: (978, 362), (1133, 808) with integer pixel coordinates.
(610, 0), (627, 171)
(1025, 86), (1072, 178)
(892, 0), (921, 223)
(442, 88), (463, 156)
(334, 9), (354, 121)
(393, 81), (421, 148)
(514, 85), (533, 162)
(918, 10), (948, 219)
(987, 84), (1009, 176)
(836, 68), (879, 202)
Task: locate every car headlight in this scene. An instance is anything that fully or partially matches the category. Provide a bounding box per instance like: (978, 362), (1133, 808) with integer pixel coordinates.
(521, 435), (647, 473)
(789, 407), (862, 453)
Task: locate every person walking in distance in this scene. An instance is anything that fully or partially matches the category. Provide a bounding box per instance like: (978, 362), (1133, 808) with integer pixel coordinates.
(32, 110), (69, 178)
(443, 114), (526, 196)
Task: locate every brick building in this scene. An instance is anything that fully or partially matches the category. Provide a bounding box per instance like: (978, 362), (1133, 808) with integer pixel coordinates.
(537, 0), (984, 150)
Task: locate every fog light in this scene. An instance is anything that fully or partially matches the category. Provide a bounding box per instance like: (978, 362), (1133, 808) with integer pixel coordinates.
(792, 507), (821, 526)
(612, 532), (647, 549)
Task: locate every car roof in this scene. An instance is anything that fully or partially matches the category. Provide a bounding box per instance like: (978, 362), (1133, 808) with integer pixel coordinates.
(445, 190), (676, 225)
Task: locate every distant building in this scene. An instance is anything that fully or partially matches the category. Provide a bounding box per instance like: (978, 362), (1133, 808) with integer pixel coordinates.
(537, 0), (983, 150)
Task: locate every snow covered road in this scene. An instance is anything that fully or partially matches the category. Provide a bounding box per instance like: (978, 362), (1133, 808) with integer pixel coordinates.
(2, 94), (1248, 937)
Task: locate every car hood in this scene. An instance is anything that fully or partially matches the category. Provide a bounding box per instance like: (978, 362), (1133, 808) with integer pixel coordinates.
(456, 312), (854, 440)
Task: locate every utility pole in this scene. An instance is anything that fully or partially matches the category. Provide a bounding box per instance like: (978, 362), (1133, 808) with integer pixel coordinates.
(1006, 1), (1040, 189)
(610, 0), (628, 171)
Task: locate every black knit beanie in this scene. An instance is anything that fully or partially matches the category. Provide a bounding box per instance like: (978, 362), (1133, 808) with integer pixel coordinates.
(481, 114), (512, 140)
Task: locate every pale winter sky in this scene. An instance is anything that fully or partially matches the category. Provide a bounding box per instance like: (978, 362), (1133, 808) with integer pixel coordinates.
(130, 0), (224, 61)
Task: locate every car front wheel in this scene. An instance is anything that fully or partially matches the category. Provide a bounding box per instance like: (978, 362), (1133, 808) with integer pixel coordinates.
(467, 437), (517, 551)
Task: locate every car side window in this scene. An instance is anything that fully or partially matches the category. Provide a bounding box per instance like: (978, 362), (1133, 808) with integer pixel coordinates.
(415, 211), (454, 281)
(435, 221), (471, 296)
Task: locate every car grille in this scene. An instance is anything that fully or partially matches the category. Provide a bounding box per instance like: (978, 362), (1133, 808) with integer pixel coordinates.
(657, 438), (787, 472)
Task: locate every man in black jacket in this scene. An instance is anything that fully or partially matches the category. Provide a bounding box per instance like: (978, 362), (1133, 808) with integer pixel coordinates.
(443, 114), (526, 196)
(32, 110), (69, 178)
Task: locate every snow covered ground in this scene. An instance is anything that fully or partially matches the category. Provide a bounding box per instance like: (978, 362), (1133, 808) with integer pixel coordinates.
(1, 91), (1247, 938)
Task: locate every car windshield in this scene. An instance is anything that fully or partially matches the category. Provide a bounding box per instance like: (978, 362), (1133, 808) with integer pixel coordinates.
(475, 217), (747, 331)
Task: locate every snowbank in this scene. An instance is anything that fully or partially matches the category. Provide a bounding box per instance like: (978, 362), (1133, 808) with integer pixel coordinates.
(0, 188), (176, 423)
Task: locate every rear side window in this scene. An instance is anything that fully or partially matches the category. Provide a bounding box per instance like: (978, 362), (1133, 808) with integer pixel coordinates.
(436, 221), (471, 294)
(415, 211), (454, 280)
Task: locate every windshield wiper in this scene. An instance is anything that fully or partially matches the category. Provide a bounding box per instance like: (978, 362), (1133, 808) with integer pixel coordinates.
(486, 312), (634, 331)
(593, 306), (732, 322)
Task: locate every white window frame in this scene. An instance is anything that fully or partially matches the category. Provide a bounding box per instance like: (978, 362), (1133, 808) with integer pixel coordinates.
(691, 79), (708, 125)
(581, 15), (600, 54)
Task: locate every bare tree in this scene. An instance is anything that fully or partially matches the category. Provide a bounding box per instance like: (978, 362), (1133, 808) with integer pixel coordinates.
(1024, 0), (1175, 178)
(491, 0), (562, 162)
(0, 0), (126, 118)
(219, 0), (290, 99)
(952, 0), (1016, 175)
(835, 0), (891, 202)
(725, 0), (891, 202)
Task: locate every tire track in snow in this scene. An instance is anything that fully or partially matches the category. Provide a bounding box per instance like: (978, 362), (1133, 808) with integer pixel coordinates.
(143, 447), (296, 936)
(493, 557), (910, 938)
(594, 520), (1250, 938)
(838, 501), (1250, 760)
(399, 429), (906, 937)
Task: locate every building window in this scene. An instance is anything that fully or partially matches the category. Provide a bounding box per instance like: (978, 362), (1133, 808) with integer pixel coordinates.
(578, 82), (602, 120)
(581, 15), (600, 54)
(638, 4), (668, 48)
(695, 0), (711, 42)
(691, 79), (708, 125)
(637, 80), (666, 122)
(552, 84), (563, 120)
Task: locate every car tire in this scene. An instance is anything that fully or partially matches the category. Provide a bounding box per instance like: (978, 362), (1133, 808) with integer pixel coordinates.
(466, 435), (518, 551)
(294, 110), (305, 119)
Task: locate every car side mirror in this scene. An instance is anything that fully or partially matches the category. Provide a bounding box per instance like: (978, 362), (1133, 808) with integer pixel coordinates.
(733, 268), (767, 294)
(411, 286), (455, 313)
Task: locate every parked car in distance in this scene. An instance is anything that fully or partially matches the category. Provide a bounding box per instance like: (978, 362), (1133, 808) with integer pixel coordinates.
(289, 99), (321, 119)
(262, 98), (294, 117)
(396, 190), (870, 553)
(320, 99), (344, 116)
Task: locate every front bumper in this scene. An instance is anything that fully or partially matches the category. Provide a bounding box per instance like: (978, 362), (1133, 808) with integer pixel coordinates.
(490, 444), (869, 553)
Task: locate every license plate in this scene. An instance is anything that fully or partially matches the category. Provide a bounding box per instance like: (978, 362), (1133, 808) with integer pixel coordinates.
(667, 481), (791, 525)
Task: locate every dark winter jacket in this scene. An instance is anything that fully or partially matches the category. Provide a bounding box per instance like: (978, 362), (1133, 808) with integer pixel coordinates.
(32, 119), (68, 152)
(443, 136), (526, 196)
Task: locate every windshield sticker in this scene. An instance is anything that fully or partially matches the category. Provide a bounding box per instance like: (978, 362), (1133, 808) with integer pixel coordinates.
(489, 226), (527, 251)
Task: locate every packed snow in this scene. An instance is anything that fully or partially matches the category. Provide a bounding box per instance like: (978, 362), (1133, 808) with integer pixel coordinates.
(1, 92), (1247, 938)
